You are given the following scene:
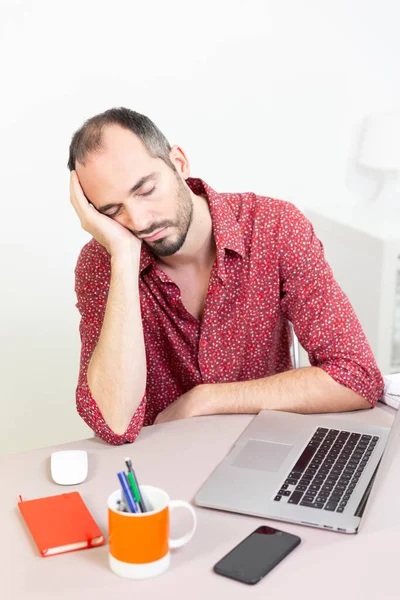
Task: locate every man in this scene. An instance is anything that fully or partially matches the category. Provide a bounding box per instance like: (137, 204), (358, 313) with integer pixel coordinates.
(68, 107), (384, 446)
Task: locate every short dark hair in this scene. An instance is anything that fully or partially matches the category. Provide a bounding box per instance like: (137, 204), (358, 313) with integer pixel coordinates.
(67, 107), (174, 171)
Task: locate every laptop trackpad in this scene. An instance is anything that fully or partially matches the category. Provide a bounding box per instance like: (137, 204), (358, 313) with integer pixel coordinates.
(232, 439), (293, 472)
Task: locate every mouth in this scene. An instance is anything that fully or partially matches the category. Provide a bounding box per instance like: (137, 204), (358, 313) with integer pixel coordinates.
(140, 227), (168, 242)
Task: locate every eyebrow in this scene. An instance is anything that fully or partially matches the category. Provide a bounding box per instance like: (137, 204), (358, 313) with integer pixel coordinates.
(97, 172), (157, 214)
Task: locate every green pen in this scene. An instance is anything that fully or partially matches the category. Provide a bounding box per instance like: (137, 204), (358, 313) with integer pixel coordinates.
(125, 457), (147, 512)
(127, 472), (142, 512)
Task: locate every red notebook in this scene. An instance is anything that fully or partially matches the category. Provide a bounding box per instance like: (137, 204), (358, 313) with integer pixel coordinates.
(18, 491), (105, 557)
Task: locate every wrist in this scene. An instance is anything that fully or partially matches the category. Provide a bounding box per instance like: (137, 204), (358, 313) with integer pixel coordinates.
(111, 241), (141, 267)
(191, 383), (211, 417)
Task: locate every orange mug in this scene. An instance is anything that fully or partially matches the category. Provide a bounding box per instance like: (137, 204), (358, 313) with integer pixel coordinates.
(108, 485), (197, 579)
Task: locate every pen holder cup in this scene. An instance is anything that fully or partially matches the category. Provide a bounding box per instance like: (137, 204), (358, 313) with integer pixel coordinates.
(108, 485), (197, 579)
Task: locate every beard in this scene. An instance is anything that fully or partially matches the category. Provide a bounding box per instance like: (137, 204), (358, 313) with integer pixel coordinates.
(142, 175), (194, 257)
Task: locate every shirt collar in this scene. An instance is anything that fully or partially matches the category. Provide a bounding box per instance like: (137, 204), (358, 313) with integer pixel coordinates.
(139, 177), (245, 281)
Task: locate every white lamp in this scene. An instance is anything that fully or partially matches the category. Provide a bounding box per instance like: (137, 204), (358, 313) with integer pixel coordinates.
(358, 111), (400, 224)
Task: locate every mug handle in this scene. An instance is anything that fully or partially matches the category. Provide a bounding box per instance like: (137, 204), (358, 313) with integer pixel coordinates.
(168, 500), (197, 549)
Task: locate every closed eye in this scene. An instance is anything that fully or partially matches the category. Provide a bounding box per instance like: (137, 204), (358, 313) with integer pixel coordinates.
(139, 186), (155, 197)
(106, 208), (121, 218)
(105, 186), (156, 218)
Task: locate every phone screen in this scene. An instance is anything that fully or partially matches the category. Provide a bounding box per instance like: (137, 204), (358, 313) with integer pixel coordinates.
(214, 525), (301, 585)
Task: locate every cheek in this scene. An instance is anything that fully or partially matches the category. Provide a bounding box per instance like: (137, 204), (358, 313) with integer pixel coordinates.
(114, 214), (130, 228)
(113, 213), (139, 232)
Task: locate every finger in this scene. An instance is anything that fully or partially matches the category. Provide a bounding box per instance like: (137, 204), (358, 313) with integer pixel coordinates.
(69, 171), (82, 213)
(70, 171), (92, 219)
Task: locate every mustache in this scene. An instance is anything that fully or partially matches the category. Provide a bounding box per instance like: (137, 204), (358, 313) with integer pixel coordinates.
(133, 220), (175, 237)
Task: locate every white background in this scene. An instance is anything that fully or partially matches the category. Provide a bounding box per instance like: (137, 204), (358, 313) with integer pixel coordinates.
(1, 0), (399, 455)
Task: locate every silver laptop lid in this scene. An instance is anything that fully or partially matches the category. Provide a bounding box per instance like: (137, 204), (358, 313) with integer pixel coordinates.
(358, 406), (400, 532)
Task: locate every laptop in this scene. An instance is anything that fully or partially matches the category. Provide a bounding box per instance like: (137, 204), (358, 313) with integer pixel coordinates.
(194, 407), (400, 534)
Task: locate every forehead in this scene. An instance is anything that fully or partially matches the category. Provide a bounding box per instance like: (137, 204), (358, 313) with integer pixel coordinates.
(76, 125), (158, 202)
(89, 125), (152, 174)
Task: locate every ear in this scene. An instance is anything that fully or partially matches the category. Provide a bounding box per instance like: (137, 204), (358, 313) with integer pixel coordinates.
(169, 145), (190, 179)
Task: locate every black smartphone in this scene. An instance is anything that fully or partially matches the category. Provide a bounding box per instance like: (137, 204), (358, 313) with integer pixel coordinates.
(213, 525), (301, 585)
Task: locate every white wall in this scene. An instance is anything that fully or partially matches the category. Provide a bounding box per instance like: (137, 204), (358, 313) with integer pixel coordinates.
(1, 0), (399, 455)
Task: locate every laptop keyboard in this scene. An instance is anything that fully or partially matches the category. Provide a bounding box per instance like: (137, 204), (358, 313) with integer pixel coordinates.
(273, 427), (379, 513)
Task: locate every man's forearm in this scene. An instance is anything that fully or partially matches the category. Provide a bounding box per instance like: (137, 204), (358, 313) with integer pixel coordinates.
(196, 367), (372, 417)
(87, 248), (146, 435)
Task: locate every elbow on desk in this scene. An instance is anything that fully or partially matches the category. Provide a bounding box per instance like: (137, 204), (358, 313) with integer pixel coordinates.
(322, 360), (384, 412)
(108, 418), (134, 438)
(340, 385), (378, 411)
(353, 394), (374, 411)
(335, 379), (376, 411)
(94, 408), (144, 445)
(76, 385), (145, 445)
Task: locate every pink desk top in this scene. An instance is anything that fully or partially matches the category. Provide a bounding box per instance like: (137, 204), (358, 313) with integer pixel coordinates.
(1, 405), (398, 599)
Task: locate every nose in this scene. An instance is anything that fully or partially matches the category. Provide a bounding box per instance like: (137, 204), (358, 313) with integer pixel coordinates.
(123, 203), (153, 235)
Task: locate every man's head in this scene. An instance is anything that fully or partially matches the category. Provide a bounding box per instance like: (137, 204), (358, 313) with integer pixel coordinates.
(68, 107), (193, 257)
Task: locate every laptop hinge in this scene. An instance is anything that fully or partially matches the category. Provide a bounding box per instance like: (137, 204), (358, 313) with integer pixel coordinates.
(354, 460), (381, 518)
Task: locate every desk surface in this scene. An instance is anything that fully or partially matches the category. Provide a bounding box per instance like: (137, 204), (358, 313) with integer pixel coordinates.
(2, 405), (399, 600)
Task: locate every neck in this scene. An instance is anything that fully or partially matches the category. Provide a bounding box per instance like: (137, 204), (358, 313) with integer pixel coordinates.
(156, 193), (215, 271)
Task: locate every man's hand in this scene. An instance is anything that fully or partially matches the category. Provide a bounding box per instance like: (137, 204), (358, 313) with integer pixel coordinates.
(70, 170), (141, 257)
(153, 385), (206, 425)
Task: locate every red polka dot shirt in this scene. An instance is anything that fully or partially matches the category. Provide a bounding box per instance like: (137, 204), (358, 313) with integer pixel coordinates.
(74, 178), (384, 445)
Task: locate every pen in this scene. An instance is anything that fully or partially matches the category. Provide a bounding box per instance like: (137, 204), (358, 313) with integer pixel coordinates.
(126, 476), (140, 513)
(121, 489), (135, 513)
(117, 471), (137, 513)
(125, 458), (147, 512)
(127, 472), (142, 513)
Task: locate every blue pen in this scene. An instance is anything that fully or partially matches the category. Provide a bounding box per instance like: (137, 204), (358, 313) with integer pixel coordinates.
(117, 471), (137, 513)
(128, 493), (140, 513)
(120, 491), (132, 513)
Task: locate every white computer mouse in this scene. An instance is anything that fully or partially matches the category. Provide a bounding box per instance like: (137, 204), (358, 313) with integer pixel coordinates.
(50, 450), (88, 485)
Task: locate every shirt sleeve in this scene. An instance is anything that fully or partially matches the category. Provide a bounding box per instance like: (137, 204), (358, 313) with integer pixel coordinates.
(74, 240), (147, 444)
(278, 202), (384, 406)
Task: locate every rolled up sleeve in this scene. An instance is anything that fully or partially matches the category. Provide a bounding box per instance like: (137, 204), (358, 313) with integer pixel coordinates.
(278, 203), (384, 406)
(75, 240), (147, 444)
